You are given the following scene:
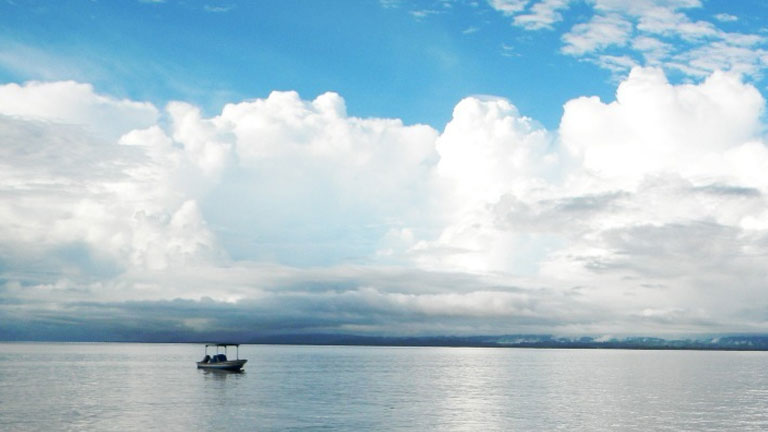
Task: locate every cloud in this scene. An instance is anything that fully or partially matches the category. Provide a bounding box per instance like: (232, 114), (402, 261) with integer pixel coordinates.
(0, 81), (158, 141)
(3, 69), (768, 338)
(412, 95), (557, 274)
(0, 263), (606, 339)
(631, 36), (672, 65)
(186, 90), (439, 265)
(561, 14), (633, 55)
(489, 0), (768, 80)
(0, 81), (440, 275)
(512, 0), (575, 30)
(667, 41), (768, 79)
(593, 54), (638, 73)
(0, 42), (91, 82)
(714, 13), (738, 23)
(406, 66), (768, 334)
(410, 9), (442, 19)
(560, 67), (764, 180)
(0, 114), (218, 276)
(488, 0), (530, 15)
(379, 0), (403, 9)
(203, 5), (234, 13)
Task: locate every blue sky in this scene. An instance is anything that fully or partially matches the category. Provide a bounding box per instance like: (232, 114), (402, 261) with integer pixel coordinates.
(9, 0), (762, 129)
(2, 0), (768, 340)
(2, 1), (766, 128)
(1, 1), (567, 128)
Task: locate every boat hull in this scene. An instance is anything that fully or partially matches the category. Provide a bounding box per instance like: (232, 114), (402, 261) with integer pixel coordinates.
(197, 359), (247, 371)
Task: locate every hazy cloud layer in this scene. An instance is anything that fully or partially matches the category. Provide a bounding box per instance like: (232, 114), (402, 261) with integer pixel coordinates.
(2, 67), (768, 339)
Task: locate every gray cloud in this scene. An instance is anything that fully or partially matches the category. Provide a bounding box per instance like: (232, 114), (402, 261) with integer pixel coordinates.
(693, 183), (762, 197)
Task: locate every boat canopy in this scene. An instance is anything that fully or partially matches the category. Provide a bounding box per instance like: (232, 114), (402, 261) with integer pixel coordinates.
(202, 343), (241, 360)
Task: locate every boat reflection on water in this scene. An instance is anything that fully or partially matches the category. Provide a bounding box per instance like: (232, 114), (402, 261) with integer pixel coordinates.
(196, 343), (247, 372)
(200, 368), (246, 379)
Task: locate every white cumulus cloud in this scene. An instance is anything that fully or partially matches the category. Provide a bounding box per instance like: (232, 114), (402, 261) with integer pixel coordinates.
(0, 81), (158, 141)
(3, 69), (768, 336)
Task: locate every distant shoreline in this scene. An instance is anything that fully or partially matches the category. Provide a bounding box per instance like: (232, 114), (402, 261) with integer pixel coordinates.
(4, 334), (768, 351)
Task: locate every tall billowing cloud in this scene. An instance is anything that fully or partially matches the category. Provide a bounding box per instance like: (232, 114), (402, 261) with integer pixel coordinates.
(561, 67), (764, 181)
(2, 67), (768, 339)
(542, 67), (768, 332)
(166, 90), (439, 265)
(415, 96), (557, 274)
(0, 81), (440, 300)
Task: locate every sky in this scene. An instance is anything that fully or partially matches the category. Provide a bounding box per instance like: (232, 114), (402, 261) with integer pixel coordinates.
(2, 0), (768, 341)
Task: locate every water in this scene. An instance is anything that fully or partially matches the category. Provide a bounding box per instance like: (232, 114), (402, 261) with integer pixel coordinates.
(1, 343), (767, 431)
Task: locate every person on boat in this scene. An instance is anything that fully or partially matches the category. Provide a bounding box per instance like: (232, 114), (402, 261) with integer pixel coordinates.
(201, 354), (211, 363)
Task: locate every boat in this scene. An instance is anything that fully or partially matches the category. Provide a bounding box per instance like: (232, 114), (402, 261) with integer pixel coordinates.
(196, 343), (247, 371)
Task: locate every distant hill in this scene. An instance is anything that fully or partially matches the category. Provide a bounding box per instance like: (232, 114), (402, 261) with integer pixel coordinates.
(229, 334), (768, 350)
(11, 332), (768, 350)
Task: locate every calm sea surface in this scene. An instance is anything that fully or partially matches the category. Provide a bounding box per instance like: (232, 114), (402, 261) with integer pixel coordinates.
(1, 343), (767, 431)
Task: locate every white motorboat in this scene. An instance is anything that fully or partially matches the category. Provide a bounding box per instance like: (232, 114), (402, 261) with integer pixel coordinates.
(197, 343), (247, 371)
